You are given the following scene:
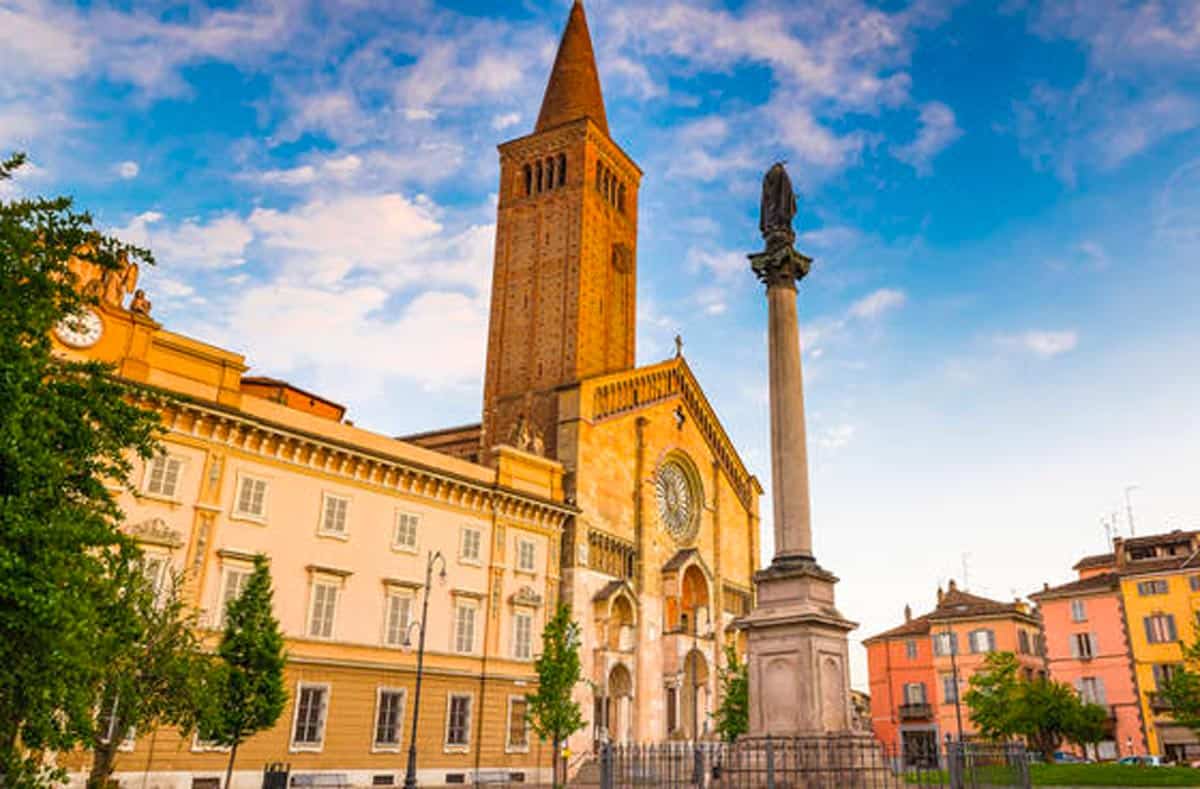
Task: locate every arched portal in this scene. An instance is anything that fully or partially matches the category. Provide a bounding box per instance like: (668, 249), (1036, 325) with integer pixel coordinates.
(609, 594), (635, 651)
(607, 663), (634, 743)
(680, 564), (710, 635)
(681, 649), (710, 740)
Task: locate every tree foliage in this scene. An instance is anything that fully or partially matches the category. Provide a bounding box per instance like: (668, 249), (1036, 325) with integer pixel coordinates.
(87, 566), (213, 789)
(0, 153), (161, 787)
(713, 643), (749, 743)
(964, 651), (1108, 760)
(202, 555), (287, 789)
(527, 602), (585, 788)
(1156, 633), (1200, 734)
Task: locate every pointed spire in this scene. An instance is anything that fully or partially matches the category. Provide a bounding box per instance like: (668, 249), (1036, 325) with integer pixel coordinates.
(535, 0), (609, 135)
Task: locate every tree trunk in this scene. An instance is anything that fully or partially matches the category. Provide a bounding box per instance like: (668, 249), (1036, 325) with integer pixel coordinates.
(552, 738), (560, 789)
(224, 740), (240, 789)
(88, 742), (117, 789)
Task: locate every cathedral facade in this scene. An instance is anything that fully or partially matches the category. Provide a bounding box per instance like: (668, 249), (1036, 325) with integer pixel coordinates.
(56, 2), (759, 786)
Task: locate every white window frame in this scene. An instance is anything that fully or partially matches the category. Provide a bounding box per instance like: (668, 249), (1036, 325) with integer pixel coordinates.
(1071, 599), (1087, 622)
(317, 492), (351, 539)
(142, 452), (186, 501)
(383, 589), (414, 648)
(453, 599), (478, 655)
(512, 609), (534, 661)
(191, 732), (231, 753)
(393, 511), (420, 553)
(904, 639), (918, 660)
(504, 694), (530, 754)
(516, 538), (537, 573)
(289, 682), (331, 753)
(307, 578), (341, 640)
(141, 549), (172, 606)
(232, 472), (270, 523)
(903, 682), (927, 705)
(1072, 632), (1096, 659)
(941, 674), (958, 704)
(443, 693), (474, 753)
(372, 687), (407, 753)
(459, 526), (482, 565)
(217, 562), (253, 629)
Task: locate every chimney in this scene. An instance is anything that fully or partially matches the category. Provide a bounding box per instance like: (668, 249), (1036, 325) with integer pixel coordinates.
(1043, 582), (1050, 591)
(904, 604), (912, 623)
(936, 586), (944, 605)
(1114, 536), (1126, 570)
(947, 579), (958, 593)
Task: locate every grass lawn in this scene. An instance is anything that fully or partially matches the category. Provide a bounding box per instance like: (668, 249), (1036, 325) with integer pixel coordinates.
(907, 763), (1200, 786)
(1030, 763), (1200, 786)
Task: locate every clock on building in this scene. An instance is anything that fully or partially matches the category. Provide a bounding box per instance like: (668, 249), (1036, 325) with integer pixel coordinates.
(655, 459), (699, 543)
(55, 308), (104, 348)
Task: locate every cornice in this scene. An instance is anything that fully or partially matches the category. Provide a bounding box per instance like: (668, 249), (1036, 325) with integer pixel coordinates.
(135, 392), (576, 532)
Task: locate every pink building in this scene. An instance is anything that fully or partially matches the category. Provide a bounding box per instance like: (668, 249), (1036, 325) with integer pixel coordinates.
(1031, 564), (1147, 760)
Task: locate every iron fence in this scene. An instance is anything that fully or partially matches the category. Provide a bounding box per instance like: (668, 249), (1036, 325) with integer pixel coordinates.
(593, 737), (1030, 789)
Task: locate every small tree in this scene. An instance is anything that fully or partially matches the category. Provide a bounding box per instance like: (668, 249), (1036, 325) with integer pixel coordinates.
(527, 602), (585, 788)
(201, 556), (287, 789)
(964, 651), (1109, 760)
(1157, 634), (1200, 735)
(0, 153), (160, 787)
(713, 644), (748, 743)
(88, 566), (212, 788)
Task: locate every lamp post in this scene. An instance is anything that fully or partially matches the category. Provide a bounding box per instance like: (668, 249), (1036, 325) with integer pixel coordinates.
(403, 550), (447, 789)
(943, 629), (965, 743)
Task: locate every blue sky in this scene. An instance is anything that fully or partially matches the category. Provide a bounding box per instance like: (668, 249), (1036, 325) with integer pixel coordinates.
(4, 0), (1200, 686)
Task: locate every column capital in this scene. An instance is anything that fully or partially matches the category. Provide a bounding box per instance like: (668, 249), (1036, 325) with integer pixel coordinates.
(749, 243), (812, 289)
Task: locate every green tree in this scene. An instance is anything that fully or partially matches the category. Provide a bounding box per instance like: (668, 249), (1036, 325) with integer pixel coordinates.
(713, 644), (748, 743)
(1156, 634), (1200, 734)
(526, 602), (585, 788)
(964, 651), (1108, 760)
(0, 153), (160, 787)
(87, 566), (213, 789)
(201, 555), (287, 789)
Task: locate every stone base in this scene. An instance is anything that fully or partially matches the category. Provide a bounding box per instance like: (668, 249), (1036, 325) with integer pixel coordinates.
(740, 557), (857, 737)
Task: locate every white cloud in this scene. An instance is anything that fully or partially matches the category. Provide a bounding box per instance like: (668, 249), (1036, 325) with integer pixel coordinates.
(117, 161), (140, 180)
(687, 247), (745, 280)
(251, 154), (362, 187)
(849, 288), (907, 319)
(115, 211), (253, 271)
(1001, 329), (1080, 358)
(818, 423), (857, 450)
(893, 101), (962, 175)
(491, 112), (521, 131)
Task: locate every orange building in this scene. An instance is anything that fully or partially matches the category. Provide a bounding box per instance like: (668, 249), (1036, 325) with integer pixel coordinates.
(865, 581), (1045, 760)
(1030, 564), (1146, 760)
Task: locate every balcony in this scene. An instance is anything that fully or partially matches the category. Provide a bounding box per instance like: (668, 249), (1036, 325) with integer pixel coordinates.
(1149, 693), (1174, 714)
(899, 703), (933, 721)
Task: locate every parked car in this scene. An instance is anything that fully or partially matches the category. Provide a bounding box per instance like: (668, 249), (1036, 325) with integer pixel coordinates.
(1117, 755), (1166, 767)
(1052, 751), (1090, 763)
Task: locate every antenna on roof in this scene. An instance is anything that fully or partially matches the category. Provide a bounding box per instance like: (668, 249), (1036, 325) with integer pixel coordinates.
(1125, 485), (1140, 537)
(961, 553), (971, 590)
(1102, 516), (1114, 549)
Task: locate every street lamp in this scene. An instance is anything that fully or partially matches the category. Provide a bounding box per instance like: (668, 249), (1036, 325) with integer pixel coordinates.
(940, 629), (965, 743)
(403, 550), (447, 789)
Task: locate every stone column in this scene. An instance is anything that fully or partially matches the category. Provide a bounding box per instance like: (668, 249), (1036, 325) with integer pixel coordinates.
(739, 163), (857, 739)
(759, 247), (814, 563)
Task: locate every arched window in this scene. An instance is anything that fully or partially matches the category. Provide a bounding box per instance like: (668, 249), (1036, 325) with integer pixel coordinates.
(595, 161), (602, 191)
(523, 164), (532, 197)
(603, 170), (611, 202)
(558, 153), (567, 186)
(536, 161), (543, 193)
(546, 158), (555, 190)
(618, 183), (626, 213)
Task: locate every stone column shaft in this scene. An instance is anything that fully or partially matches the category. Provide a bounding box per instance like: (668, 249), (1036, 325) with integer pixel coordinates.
(766, 279), (813, 562)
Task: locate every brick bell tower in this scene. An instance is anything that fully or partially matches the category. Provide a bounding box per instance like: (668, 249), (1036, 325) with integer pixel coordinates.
(481, 0), (641, 460)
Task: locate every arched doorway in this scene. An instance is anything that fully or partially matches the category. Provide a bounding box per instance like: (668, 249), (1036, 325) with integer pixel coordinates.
(681, 649), (710, 740)
(610, 595), (635, 651)
(607, 663), (633, 743)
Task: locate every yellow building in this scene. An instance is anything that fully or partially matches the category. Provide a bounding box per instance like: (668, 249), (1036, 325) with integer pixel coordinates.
(55, 2), (761, 787)
(1106, 531), (1200, 760)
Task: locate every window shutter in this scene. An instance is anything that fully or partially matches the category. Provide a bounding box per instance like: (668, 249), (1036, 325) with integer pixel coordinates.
(1090, 632), (1098, 655)
(1144, 617), (1154, 643)
(1070, 635), (1079, 658)
(1096, 677), (1107, 706)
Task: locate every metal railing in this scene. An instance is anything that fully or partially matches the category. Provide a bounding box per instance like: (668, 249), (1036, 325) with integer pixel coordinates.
(593, 737), (1031, 789)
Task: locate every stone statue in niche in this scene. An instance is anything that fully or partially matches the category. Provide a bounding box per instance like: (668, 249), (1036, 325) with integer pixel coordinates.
(509, 414), (545, 455)
(759, 162), (797, 246)
(102, 257), (140, 308)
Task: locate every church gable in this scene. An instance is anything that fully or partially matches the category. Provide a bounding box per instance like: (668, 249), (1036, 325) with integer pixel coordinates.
(579, 356), (761, 512)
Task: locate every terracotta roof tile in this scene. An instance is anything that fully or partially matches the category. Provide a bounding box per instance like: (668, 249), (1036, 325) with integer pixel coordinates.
(1072, 552), (1115, 571)
(1029, 573), (1119, 600)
